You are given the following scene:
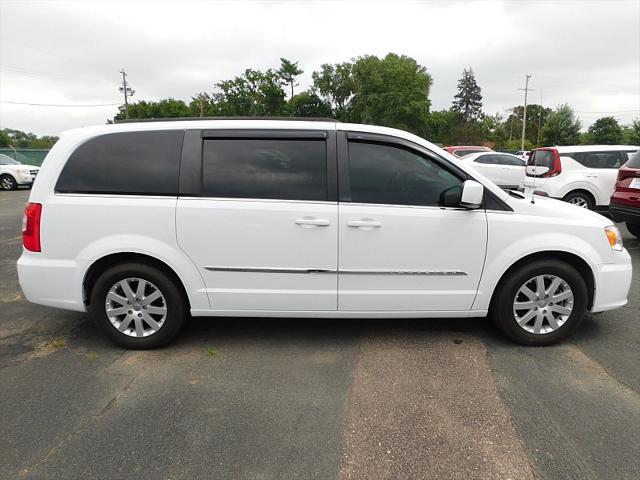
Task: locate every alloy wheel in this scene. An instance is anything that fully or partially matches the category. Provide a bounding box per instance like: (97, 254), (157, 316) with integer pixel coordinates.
(512, 274), (574, 334)
(567, 196), (589, 208)
(105, 278), (167, 337)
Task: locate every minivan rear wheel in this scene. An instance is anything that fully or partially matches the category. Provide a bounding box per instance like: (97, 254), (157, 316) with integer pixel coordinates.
(491, 259), (588, 345)
(89, 262), (187, 349)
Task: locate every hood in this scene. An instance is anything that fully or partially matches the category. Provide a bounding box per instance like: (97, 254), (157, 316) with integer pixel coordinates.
(507, 194), (612, 228)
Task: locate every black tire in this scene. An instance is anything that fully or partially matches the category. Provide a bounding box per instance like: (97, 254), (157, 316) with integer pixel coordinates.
(89, 262), (188, 349)
(490, 259), (588, 346)
(563, 190), (595, 210)
(626, 222), (640, 238)
(0, 174), (17, 191)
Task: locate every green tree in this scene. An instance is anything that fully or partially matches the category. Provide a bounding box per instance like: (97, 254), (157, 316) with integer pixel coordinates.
(424, 109), (457, 145)
(0, 128), (58, 148)
(621, 119), (640, 145)
(452, 68), (483, 123)
(285, 91), (332, 117)
(541, 104), (582, 146)
(348, 53), (432, 135)
(278, 58), (304, 100)
(503, 104), (552, 147)
(588, 116), (623, 144)
(312, 62), (355, 121)
(113, 99), (191, 121)
(214, 68), (286, 116)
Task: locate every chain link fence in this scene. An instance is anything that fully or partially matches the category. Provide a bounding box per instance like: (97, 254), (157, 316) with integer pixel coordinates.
(0, 148), (49, 166)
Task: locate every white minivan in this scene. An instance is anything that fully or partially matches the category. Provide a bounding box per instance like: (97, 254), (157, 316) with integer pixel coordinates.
(17, 120), (632, 348)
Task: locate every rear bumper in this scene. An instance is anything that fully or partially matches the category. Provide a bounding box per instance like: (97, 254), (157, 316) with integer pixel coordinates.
(17, 253), (86, 312)
(609, 203), (640, 225)
(591, 254), (633, 313)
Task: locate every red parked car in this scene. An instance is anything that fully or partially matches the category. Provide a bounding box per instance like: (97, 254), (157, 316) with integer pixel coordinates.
(610, 151), (640, 238)
(443, 146), (492, 158)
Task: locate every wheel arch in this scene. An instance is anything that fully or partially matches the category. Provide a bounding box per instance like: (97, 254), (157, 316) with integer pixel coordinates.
(488, 250), (595, 312)
(562, 188), (597, 206)
(83, 252), (191, 309)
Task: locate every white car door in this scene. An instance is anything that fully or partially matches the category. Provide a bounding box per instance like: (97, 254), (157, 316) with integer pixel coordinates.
(580, 151), (626, 205)
(337, 133), (488, 312)
(470, 154), (506, 185)
(176, 130), (338, 311)
(498, 155), (526, 188)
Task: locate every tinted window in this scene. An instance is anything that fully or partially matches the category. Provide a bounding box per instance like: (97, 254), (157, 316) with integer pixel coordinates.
(201, 139), (326, 200)
(498, 155), (526, 166)
(56, 131), (183, 195)
(528, 150), (555, 168)
(348, 141), (462, 206)
(455, 149), (486, 157)
(569, 151), (625, 169)
(626, 151), (640, 168)
(475, 154), (500, 164)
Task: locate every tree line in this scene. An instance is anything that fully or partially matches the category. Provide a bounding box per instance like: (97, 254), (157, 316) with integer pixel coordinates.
(0, 128), (59, 149)
(2, 54), (638, 150)
(111, 54), (640, 148)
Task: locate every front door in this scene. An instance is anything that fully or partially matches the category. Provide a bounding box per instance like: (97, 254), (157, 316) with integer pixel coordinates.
(177, 131), (338, 311)
(338, 135), (488, 312)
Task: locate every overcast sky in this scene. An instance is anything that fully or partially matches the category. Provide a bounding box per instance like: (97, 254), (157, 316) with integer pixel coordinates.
(0, 0), (639, 137)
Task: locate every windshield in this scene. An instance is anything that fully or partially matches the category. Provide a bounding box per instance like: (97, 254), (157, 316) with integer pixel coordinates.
(0, 154), (20, 165)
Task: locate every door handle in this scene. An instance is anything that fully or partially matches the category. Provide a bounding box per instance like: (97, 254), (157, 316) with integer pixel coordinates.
(295, 217), (330, 228)
(346, 219), (382, 229)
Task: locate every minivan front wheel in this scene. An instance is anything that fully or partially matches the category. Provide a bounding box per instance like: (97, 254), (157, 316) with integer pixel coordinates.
(491, 260), (588, 345)
(89, 262), (187, 349)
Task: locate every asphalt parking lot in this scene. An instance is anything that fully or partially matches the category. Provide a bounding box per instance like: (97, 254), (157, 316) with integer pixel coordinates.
(1, 188), (638, 480)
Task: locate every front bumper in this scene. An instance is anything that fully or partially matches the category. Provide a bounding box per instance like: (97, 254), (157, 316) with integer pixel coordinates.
(591, 253), (633, 313)
(609, 203), (640, 225)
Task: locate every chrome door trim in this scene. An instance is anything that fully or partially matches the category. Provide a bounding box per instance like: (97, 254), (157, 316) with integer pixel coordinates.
(339, 269), (468, 276)
(204, 267), (333, 274)
(204, 267), (467, 276)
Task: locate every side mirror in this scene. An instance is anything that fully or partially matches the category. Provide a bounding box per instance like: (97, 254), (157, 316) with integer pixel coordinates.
(460, 180), (484, 209)
(526, 165), (549, 176)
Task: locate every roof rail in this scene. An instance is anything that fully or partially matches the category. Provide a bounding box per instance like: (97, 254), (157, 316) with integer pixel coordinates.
(115, 116), (339, 124)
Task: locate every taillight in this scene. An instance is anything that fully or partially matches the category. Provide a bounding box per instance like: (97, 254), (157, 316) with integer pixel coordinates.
(22, 202), (42, 252)
(617, 168), (640, 182)
(544, 149), (562, 178)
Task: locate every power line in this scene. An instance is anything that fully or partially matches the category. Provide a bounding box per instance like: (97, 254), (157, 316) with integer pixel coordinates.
(1, 100), (120, 107)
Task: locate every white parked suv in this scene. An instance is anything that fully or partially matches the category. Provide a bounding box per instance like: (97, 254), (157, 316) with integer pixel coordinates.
(520, 145), (639, 209)
(0, 154), (40, 190)
(17, 120), (632, 349)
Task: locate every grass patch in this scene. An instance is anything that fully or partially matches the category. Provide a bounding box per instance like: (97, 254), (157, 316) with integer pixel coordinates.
(87, 351), (98, 360)
(206, 348), (218, 357)
(49, 338), (66, 349)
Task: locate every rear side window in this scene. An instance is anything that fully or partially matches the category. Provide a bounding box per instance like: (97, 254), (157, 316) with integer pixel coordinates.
(348, 141), (462, 206)
(56, 131), (184, 195)
(201, 139), (327, 201)
(528, 150), (555, 168)
(569, 151), (625, 169)
(498, 155), (525, 166)
(455, 149), (485, 157)
(475, 154), (499, 164)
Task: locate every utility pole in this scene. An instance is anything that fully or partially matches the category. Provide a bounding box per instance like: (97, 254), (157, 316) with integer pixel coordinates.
(518, 74), (533, 151)
(536, 89), (543, 147)
(199, 94), (205, 117)
(119, 69), (135, 119)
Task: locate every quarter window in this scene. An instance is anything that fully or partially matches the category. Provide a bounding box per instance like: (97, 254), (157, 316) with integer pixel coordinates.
(55, 131), (184, 195)
(201, 139), (327, 201)
(347, 141), (462, 206)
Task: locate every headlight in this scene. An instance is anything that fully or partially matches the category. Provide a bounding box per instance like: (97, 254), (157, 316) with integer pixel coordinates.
(605, 226), (623, 251)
